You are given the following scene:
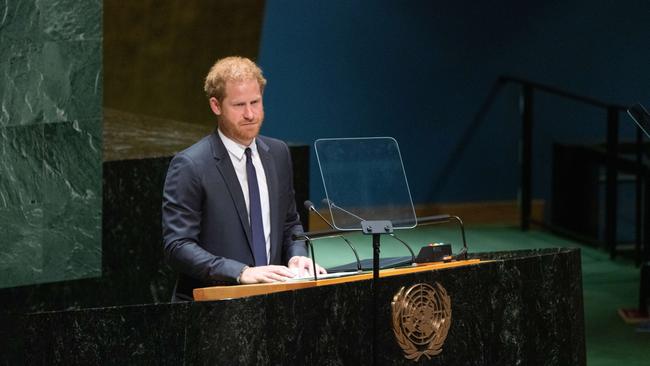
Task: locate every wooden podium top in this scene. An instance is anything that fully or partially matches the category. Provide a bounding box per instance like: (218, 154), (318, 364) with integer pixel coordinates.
(193, 259), (481, 301)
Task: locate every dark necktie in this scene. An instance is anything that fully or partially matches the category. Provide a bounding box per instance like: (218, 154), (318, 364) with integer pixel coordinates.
(245, 147), (267, 266)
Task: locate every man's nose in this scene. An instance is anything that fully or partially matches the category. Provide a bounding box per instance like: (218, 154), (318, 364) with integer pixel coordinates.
(243, 104), (254, 120)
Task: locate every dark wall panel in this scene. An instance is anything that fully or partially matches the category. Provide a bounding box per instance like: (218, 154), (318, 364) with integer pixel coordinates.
(103, 0), (266, 126)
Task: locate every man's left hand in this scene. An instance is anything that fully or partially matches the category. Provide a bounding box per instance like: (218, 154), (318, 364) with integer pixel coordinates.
(288, 256), (327, 277)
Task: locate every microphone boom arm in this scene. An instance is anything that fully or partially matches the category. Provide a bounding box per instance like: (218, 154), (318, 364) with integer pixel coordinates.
(302, 200), (362, 272)
(388, 233), (416, 264)
(324, 198), (418, 263)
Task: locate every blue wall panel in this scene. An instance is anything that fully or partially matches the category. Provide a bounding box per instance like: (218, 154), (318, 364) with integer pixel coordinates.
(258, 0), (650, 206)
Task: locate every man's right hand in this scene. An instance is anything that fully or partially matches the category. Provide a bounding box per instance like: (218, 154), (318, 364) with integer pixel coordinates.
(239, 265), (296, 284)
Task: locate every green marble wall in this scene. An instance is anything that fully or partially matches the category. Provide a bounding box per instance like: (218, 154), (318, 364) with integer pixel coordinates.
(0, 0), (102, 288)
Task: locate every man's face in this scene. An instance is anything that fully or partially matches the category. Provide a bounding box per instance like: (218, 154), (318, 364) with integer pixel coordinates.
(209, 78), (264, 146)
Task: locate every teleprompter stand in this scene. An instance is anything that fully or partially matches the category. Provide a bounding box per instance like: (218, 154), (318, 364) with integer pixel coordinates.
(361, 220), (393, 366)
(312, 137), (420, 365)
(291, 221), (393, 366)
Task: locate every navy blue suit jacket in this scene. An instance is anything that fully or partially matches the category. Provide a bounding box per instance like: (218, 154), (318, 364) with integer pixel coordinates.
(162, 132), (307, 300)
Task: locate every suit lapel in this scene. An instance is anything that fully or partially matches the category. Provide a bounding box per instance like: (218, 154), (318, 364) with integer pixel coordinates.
(210, 133), (253, 250)
(257, 138), (280, 263)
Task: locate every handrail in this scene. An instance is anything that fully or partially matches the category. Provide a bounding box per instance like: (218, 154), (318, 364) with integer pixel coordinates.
(470, 75), (640, 261)
(434, 76), (629, 201)
(499, 75), (628, 110)
(432, 75), (627, 212)
(429, 80), (506, 196)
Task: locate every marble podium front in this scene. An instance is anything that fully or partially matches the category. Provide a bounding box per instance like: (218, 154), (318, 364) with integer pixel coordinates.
(3, 248), (585, 365)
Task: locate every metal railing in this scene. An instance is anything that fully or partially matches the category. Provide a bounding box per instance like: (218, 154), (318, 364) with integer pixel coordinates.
(476, 75), (643, 259)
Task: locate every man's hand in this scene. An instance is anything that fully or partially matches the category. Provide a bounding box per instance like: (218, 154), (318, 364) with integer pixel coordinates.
(288, 256), (328, 277)
(239, 265), (296, 284)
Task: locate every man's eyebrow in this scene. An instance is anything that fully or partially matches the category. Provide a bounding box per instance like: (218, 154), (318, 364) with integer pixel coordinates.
(231, 97), (261, 104)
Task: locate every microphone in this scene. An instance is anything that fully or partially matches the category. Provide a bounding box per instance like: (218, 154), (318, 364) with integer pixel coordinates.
(322, 198), (364, 221)
(304, 200), (362, 271)
(323, 200), (469, 262)
(321, 199), (416, 264)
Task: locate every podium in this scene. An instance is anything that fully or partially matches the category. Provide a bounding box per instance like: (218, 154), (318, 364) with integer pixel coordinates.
(4, 248), (585, 365)
(193, 260), (480, 301)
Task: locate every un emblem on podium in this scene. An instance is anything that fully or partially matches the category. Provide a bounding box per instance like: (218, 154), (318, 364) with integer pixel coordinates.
(391, 282), (452, 361)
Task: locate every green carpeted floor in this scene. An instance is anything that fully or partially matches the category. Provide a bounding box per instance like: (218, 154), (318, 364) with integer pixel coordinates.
(311, 224), (650, 365)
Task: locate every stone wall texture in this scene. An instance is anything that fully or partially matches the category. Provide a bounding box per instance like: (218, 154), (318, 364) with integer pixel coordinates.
(0, 0), (102, 288)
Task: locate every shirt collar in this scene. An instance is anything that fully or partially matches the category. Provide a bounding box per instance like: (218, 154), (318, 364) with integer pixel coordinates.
(217, 129), (258, 161)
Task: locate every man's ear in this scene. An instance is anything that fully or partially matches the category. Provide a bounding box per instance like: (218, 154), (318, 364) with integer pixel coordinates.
(209, 97), (222, 116)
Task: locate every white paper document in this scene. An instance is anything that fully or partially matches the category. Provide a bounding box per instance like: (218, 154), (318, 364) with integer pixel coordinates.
(287, 271), (361, 281)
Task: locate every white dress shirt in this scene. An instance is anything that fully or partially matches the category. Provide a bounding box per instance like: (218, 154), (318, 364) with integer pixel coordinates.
(218, 129), (271, 263)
